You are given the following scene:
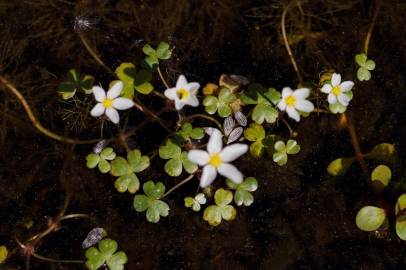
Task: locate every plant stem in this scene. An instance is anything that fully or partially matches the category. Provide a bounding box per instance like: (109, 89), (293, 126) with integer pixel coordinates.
(77, 31), (113, 74)
(133, 96), (172, 133)
(280, 115), (295, 138)
(182, 114), (222, 130)
(0, 75), (100, 144)
(157, 66), (170, 89)
(363, 0), (381, 55)
(31, 252), (84, 264)
(162, 174), (195, 198)
(281, 0), (304, 85)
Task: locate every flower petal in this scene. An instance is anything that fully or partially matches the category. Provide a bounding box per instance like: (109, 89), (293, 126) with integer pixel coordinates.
(188, 150), (210, 166)
(338, 93), (350, 106)
(292, 88), (310, 99)
(218, 163), (243, 184)
(105, 108), (120, 124)
(321, 84), (332, 93)
(277, 99), (287, 111)
(331, 73), (341, 87)
(90, 103), (105, 117)
(92, 86), (106, 102)
(200, 165), (217, 188)
(286, 106), (300, 122)
(164, 87), (178, 100)
(107, 81), (123, 99)
(185, 94), (199, 107)
(340, 81), (354, 92)
(113, 98), (134, 110)
(220, 144), (248, 162)
(186, 82), (200, 94)
(174, 99), (185, 110)
(281, 87), (293, 98)
(207, 128), (223, 154)
(176, 75), (188, 88)
(295, 100), (314, 112)
(327, 93), (337, 104)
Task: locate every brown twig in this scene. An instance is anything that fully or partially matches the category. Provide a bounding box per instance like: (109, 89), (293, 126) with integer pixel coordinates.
(363, 0), (381, 55)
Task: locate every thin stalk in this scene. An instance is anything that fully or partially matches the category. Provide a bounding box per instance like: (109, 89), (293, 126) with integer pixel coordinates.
(280, 115), (295, 138)
(363, 0), (381, 55)
(0, 75), (99, 144)
(133, 96), (172, 133)
(31, 252), (83, 264)
(162, 174), (195, 198)
(182, 114), (222, 130)
(77, 31), (113, 74)
(157, 66), (170, 89)
(281, 0), (304, 84)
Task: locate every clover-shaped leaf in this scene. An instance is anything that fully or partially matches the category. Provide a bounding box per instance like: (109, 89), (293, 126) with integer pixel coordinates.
(57, 69), (94, 99)
(355, 206), (386, 232)
(110, 150), (150, 193)
(185, 193), (207, 212)
(226, 177), (258, 206)
(86, 147), (116, 174)
(272, 139), (300, 166)
(327, 157), (355, 176)
(175, 123), (204, 141)
(85, 238), (127, 270)
(0, 246), (7, 264)
(244, 123), (266, 157)
(203, 88), (237, 117)
(142, 42), (172, 69)
(203, 188), (236, 226)
(159, 139), (197, 176)
(241, 84), (279, 124)
(115, 62), (154, 98)
(355, 53), (376, 81)
(133, 181), (169, 223)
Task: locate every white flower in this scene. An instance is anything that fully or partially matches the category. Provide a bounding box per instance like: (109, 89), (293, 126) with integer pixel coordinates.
(277, 87), (314, 122)
(321, 73), (354, 106)
(188, 128), (248, 188)
(90, 81), (134, 124)
(164, 75), (200, 110)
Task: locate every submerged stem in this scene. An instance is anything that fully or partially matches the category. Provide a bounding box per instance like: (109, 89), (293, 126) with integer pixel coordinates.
(363, 0), (381, 55)
(281, 0), (304, 85)
(0, 75), (99, 144)
(162, 174), (195, 198)
(157, 66), (170, 89)
(182, 114), (222, 130)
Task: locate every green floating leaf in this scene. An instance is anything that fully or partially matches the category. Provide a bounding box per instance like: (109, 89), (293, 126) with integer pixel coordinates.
(272, 140), (300, 166)
(0, 246), (7, 264)
(327, 157), (355, 176)
(57, 69), (94, 99)
(115, 62), (154, 98)
(176, 122), (204, 141)
(203, 88), (237, 118)
(203, 188), (236, 226)
(133, 181), (169, 223)
(86, 147), (116, 174)
(142, 42), (172, 69)
(395, 194), (406, 240)
(185, 193), (207, 212)
(252, 103), (278, 124)
(85, 238), (127, 270)
(357, 68), (371, 81)
(159, 140), (197, 176)
(244, 123), (266, 158)
(371, 165), (391, 189)
(355, 53), (375, 81)
(226, 177), (258, 206)
(110, 150), (150, 193)
(355, 206), (386, 232)
(365, 143), (396, 162)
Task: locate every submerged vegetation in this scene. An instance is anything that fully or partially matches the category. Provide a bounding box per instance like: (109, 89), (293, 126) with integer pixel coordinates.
(0, 0), (406, 269)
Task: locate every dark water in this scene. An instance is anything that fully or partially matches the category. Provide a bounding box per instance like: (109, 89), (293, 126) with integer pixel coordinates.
(0, 0), (406, 269)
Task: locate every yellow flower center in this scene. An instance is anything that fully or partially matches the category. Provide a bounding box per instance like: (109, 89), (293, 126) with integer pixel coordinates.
(332, 86), (341, 96)
(209, 153), (222, 168)
(285, 95), (296, 107)
(176, 88), (190, 101)
(102, 98), (113, 108)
